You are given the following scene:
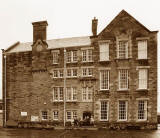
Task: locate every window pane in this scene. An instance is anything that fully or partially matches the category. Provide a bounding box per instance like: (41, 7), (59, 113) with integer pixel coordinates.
(119, 70), (128, 90)
(88, 88), (92, 101)
(101, 101), (108, 120)
(138, 40), (147, 59)
(82, 68), (87, 76)
(53, 52), (58, 64)
(59, 70), (63, 78)
(100, 70), (109, 90)
(59, 87), (64, 101)
(82, 87), (87, 100)
(88, 49), (93, 61)
(53, 70), (58, 78)
(53, 111), (58, 120)
(139, 69), (147, 89)
(73, 51), (78, 62)
(73, 111), (77, 119)
(42, 111), (48, 120)
(73, 69), (77, 77)
(138, 101), (145, 120)
(66, 88), (72, 101)
(67, 69), (72, 77)
(54, 87), (58, 101)
(119, 101), (127, 120)
(99, 43), (109, 61)
(88, 68), (93, 76)
(67, 111), (71, 120)
(118, 41), (128, 59)
(73, 87), (77, 101)
(82, 50), (87, 62)
(66, 51), (71, 62)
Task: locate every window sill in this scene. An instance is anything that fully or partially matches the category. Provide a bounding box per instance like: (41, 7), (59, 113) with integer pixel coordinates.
(66, 62), (78, 64)
(53, 101), (64, 102)
(82, 61), (94, 63)
(52, 63), (59, 65)
(99, 60), (111, 62)
(99, 89), (109, 92)
(136, 89), (148, 92)
(136, 120), (147, 122)
(117, 89), (129, 92)
(117, 120), (128, 122)
(66, 101), (77, 102)
(115, 58), (132, 60)
(82, 101), (92, 102)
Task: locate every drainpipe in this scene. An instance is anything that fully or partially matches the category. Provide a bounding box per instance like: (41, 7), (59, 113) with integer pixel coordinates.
(63, 48), (66, 127)
(2, 51), (7, 127)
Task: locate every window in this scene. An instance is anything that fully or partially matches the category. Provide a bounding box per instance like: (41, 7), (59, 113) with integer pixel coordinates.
(118, 101), (127, 121)
(53, 87), (64, 102)
(66, 111), (77, 121)
(119, 70), (128, 90)
(41, 111), (48, 120)
(66, 51), (78, 63)
(100, 101), (108, 121)
(67, 111), (72, 120)
(138, 100), (147, 121)
(53, 111), (58, 120)
(53, 87), (58, 101)
(100, 70), (109, 90)
(82, 68), (93, 77)
(67, 69), (78, 77)
(72, 69), (77, 77)
(82, 87), (92, 101)
(53, 69), (64, 78)
(117, 41), (128, 59)
(138, 69), (148, 89)
(99, 43), (109, 61)
(53, 70), (58, 78)
(66, 87), (77, 101)
(138, 40), (147, 59)
(67, 69), (72, 77)
(82, 49), (93, 62)
(66, 51), (71, 63)
(52, 51), (59, 64)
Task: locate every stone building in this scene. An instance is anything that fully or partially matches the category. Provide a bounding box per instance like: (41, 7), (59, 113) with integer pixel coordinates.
(2, 10), (158, 129)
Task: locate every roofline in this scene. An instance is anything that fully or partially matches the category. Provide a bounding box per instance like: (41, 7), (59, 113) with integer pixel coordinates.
(4, 41), (20, 52)
(98, 9), (151, 36)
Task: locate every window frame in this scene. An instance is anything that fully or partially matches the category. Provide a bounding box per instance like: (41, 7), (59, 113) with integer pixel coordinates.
(53, 87), (64, 102)
(117, 41), (128, 59)
(66, 87), (77, 102)
(52, 51), (59, 64)
(82, 87), (92, 102)
(138, 68), (148, 90)
(53, 110), (59, 120)
(99, 42), (109, 61)
(118, 69), (129, 90)
(137, 100), (147, 121)
(100, 100), (109, 121)
(138, 40), (147, 59)
(100, 70), (110, 90)
(118, 100), (128, 121)
(82, 49), (93, 62)
(41, 111), (48, 121)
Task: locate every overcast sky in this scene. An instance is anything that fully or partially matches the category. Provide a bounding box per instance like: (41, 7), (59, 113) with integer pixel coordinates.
(0, 0), (159, 111)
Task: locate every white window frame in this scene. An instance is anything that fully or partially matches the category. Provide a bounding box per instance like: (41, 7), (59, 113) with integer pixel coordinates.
(118, 100), (128, 121)
(66, 51), (78, 63)
(66, 68), (78, 78)
(82, 87), (92, 102)
(100, 70), (110, 90)
(66, 110), (77, 121)
(82, 49), (93, 62)
(138, 69), (148, 89)
(53, 87), (64, 102)
(53, 110), (59, 120)
(52, 51), (59, 64)
(82, 67), (93, 77)
(137, 100), (147, 121)
(99, 42), (109, 61)
(53, 69), (64, 78)
(118, 69), (129, 90)
(41, 111), (48, 121)
(117, 41), (128, 59)
(66, 87), (77, 102)
(100, 100), (109, 121)
(138, 40), (147, 59)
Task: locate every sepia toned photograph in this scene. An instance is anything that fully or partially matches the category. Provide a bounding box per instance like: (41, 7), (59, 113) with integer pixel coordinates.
(0, 0), (160, 137)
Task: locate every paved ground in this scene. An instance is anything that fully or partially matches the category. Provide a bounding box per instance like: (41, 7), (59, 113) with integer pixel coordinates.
(0, 128), (160, 138)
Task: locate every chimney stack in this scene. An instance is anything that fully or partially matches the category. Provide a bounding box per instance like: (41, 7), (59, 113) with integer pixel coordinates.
(32, 21), (48, 42)
(92, 17), (98, 36)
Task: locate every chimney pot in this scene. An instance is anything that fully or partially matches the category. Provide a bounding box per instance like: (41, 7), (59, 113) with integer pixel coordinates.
(92, 17), (98, 36)
(32, 21), (48, 42)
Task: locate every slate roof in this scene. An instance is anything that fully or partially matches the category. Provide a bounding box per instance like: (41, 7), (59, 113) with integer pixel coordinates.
(5, 36), (91, 53)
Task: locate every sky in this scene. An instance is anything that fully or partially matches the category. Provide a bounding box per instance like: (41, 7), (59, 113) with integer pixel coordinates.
(0, 0), (159, 111)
